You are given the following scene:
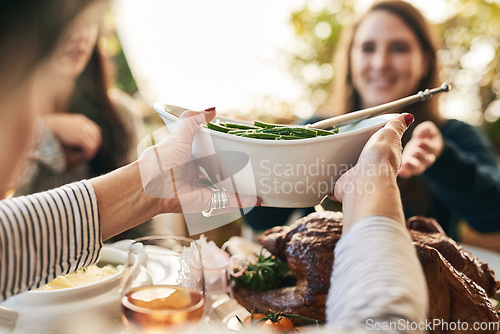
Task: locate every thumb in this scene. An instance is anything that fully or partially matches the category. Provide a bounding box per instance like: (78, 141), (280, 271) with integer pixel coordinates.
(383, 113), (414, 141)
(170, 107), (217, 141)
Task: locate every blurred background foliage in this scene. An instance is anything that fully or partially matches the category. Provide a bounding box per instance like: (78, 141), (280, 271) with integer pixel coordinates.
(101, 11), (138, 95)
(289, 0), (500, 151)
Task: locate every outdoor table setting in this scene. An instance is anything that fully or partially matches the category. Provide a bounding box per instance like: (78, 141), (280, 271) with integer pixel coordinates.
(3, 0), (500, 333)
(0, 236), (242, 334)
(2, 229), (500, 334)
(4, 86), (500, 333)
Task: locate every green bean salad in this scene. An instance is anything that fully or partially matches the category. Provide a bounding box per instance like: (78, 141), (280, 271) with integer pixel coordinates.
(205, 120), (338, 140)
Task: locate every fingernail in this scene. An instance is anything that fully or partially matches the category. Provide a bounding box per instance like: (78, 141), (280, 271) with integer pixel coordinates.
(204, 107), (215, 112)
(404, 113), (414, 126)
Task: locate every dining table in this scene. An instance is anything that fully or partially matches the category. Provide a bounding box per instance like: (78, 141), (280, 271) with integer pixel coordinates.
(1, 241), (500, 334)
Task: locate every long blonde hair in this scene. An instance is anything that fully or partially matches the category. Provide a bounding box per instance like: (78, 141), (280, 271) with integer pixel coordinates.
(323, 0), (444, 131)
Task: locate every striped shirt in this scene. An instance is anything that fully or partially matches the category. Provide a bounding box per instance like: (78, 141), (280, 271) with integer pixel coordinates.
(326, 216), (428, 333)
(0, 180), (101, 301)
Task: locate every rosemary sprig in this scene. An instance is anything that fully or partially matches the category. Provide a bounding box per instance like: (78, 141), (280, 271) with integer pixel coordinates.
(230, 248), (288, 290)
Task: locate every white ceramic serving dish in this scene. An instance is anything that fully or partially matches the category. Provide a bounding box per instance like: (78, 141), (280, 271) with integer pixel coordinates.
(0, 246), (127, 334)
(154, 103), (397, 208)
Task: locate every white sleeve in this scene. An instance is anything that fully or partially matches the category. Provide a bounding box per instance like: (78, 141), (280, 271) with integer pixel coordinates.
(326, 216), (428, 334)
(0, 180), (102, 301)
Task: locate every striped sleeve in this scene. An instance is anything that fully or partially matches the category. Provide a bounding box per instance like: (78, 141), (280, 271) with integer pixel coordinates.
(326, 216), (428, 334)
(0, 180), (101, 301)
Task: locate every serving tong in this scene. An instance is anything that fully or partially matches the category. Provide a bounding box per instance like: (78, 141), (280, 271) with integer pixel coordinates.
(306, 83), (451, 129)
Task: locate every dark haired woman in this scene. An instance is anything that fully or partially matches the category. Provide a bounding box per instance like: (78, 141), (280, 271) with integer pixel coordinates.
(246, 0), (500, 244)
(16, 12), (137, 195)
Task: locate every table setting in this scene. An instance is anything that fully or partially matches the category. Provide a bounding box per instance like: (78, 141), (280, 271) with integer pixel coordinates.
(2, 86), (500, 334)
(0, 236), (246, 334)
(2, 228), (499, 334)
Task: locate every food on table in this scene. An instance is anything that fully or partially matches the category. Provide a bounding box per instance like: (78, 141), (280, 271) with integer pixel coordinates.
(205, 120), (338, 140)
(240, 311), (316, 333)
(231, 211), (342, 324)
(409, 217), (499, 329)
(36, 264), (122, 291)
(230, 211), (500, 332)
(242, 312), (294, 334)
(408, 216), (498, 296)
(243, 312), (267, 327)
(230, 249), (288, 291)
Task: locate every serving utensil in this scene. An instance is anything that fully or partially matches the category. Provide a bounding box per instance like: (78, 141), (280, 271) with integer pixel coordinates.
(307, 83), (451, 129)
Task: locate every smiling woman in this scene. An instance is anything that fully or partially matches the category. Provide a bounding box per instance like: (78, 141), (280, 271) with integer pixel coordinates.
(244, 0), (500, 247)
(329, 0), (500, 243)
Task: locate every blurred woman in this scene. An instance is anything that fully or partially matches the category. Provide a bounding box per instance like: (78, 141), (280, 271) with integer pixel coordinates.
(0, 0), (257, 301)
(246, 0), (500, 242)
(15, 6), (137, 195)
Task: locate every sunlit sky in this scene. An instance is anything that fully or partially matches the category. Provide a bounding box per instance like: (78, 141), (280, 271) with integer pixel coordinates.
(113, 0), (462, 120)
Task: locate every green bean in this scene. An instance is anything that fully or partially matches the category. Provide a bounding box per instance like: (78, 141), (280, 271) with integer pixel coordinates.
(227, 130), (253, 135)
(259, 127), (317, 138)
(206, 120), (338, 140)
(315, 128), (339, 135)
(281, 135), (309, 140)
(253, 121), (285, 129)
(207, 122), (232, 133)
(240, 133), (282, 140)
(222, 122), (259, 130)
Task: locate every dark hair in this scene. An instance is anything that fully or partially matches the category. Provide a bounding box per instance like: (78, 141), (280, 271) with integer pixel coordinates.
(325, 0), (446, 217)
(0, 0), (97, 92)
(325, 0), (444, 129)
(69, 44), (132, 175)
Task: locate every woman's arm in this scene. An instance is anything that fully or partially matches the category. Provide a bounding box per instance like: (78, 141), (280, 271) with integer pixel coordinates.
(327, 216), (427, 333)
(0, 181), (101, 301)
(91, 108), (259, 240)
(1, 109), (258, 301)
(327, 113), (428, 332)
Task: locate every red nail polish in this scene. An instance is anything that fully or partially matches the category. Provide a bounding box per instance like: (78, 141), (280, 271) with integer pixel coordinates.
(404, 113), (414, 126)
(204, 107), (215, 112)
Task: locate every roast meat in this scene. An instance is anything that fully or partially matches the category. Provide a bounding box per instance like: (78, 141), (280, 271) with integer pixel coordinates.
(233, 212), (499, 332)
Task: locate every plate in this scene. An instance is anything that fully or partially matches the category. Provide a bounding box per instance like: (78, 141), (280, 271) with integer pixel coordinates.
(0, 246), (127, 334)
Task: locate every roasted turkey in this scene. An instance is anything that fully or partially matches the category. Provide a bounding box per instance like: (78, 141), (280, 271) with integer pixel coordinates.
(233, 212), (499, 332)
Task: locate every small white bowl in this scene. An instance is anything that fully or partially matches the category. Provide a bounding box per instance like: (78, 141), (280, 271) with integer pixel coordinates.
(0, 246), (127, 334)
(154, 103), (396, 208)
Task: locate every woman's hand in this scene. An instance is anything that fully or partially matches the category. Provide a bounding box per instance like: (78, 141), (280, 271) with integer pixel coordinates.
(138, 108), (259, 215)
(93, 107), (259, 240)
(330, 113), (413, 231)
(398, 121), (444, 179)
(43, 113), (102, 163)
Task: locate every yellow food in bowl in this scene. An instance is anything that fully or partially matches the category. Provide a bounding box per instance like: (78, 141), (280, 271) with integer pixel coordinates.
(37, 264), (123, 291)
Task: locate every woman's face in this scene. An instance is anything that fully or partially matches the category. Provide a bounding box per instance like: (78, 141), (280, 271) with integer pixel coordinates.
(350, 10), (428, 109)
(48, 1), (106, 79)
